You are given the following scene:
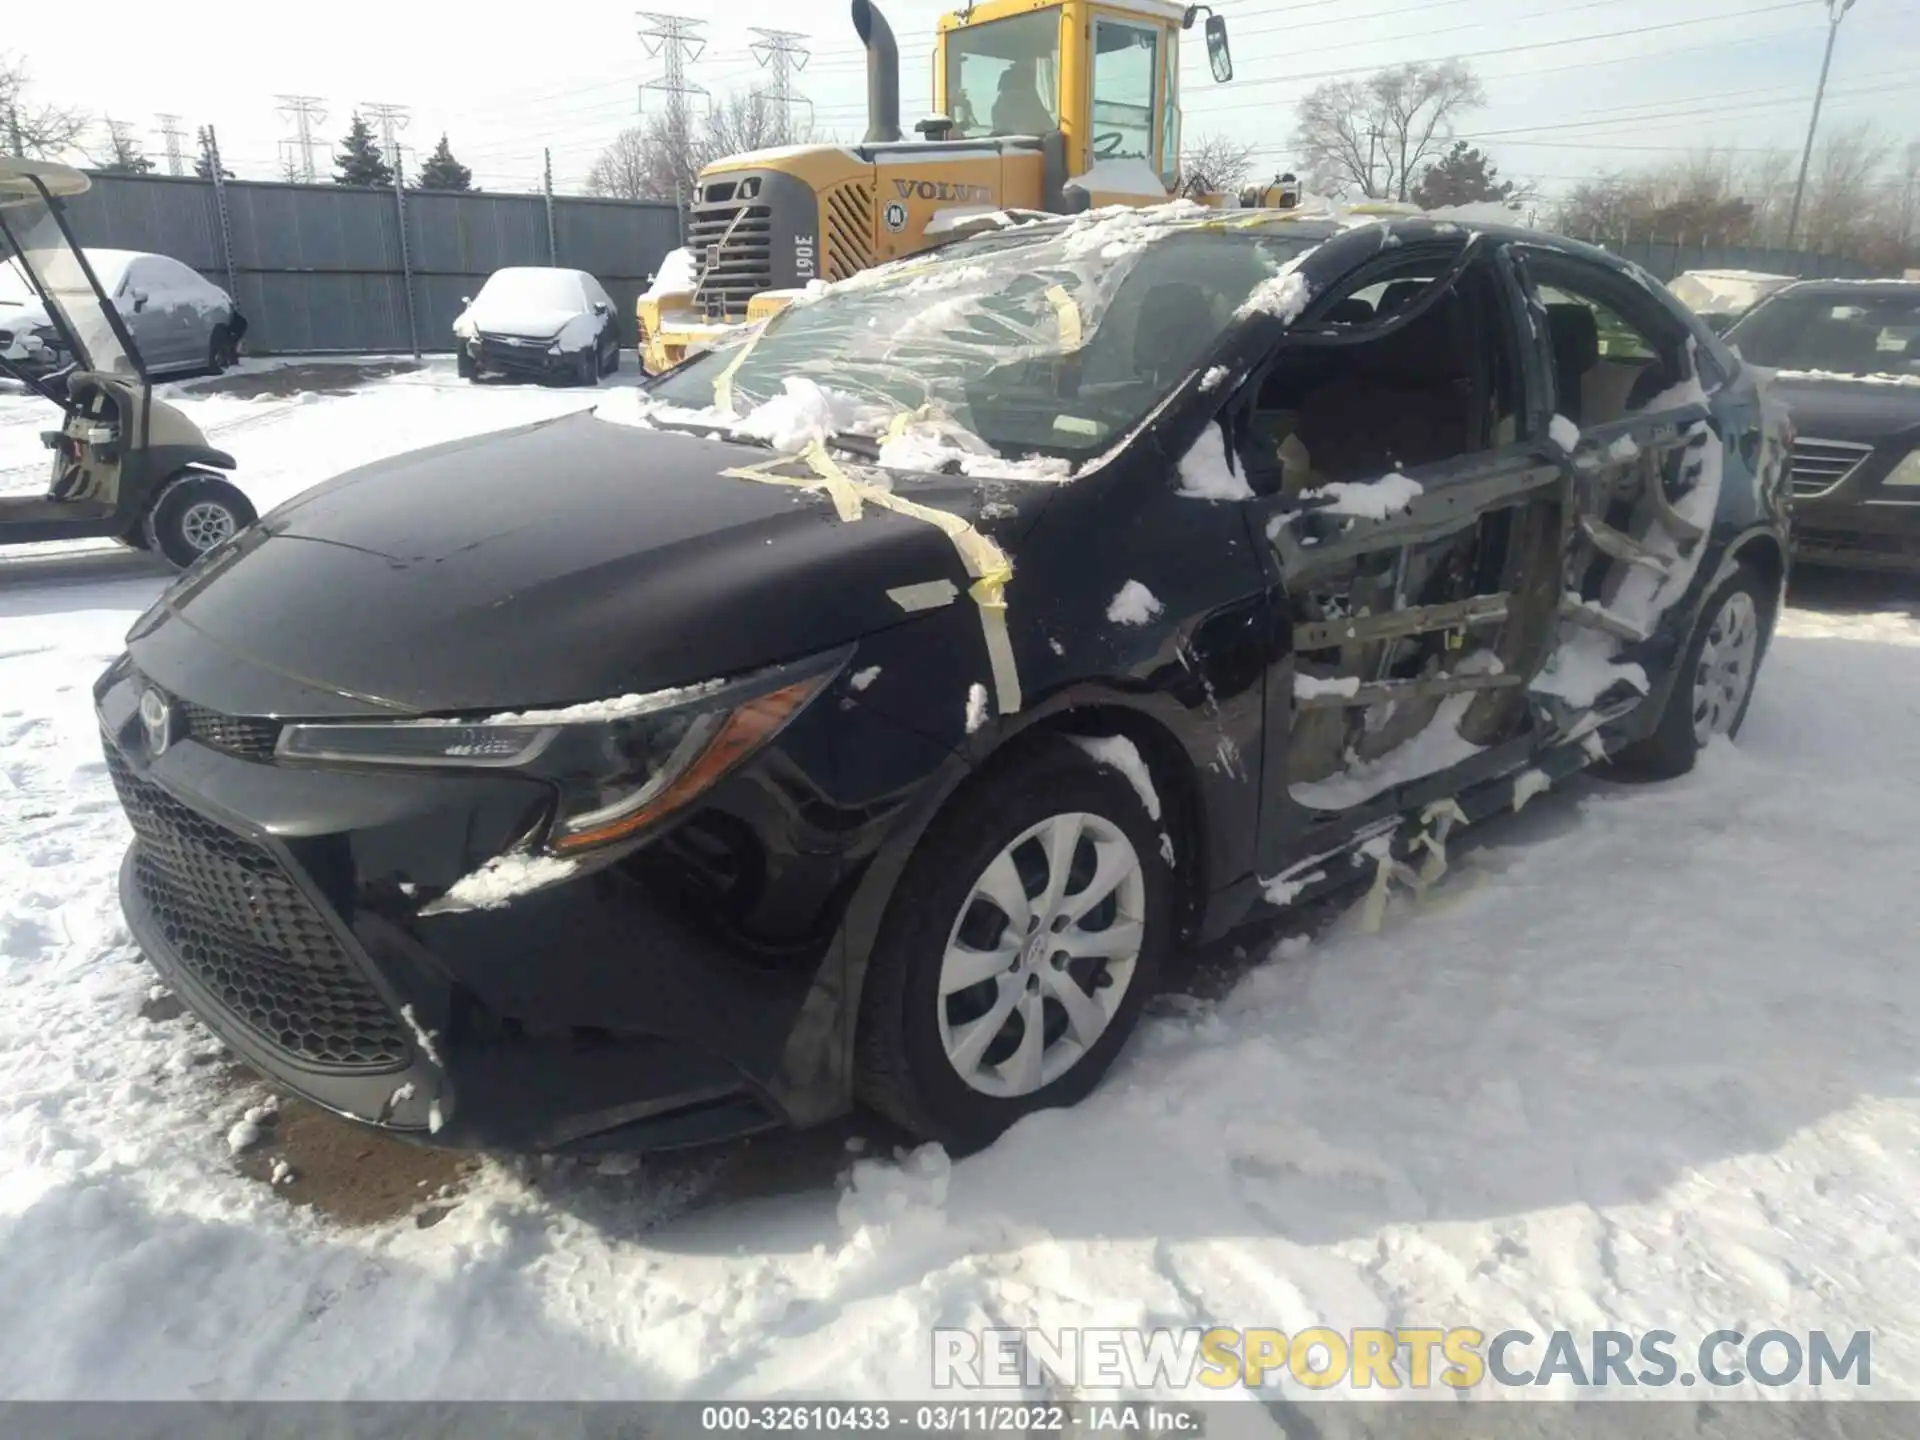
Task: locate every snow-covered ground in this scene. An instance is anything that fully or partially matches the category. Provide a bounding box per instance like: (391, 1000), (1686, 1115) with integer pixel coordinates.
(2, 365), (1919, 1402)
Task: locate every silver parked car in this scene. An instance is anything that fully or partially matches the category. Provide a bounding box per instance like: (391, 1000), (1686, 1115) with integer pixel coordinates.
(0, 247), (246, 378)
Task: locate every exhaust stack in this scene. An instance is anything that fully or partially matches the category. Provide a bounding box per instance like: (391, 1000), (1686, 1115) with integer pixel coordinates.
(851, 0), (902, 144)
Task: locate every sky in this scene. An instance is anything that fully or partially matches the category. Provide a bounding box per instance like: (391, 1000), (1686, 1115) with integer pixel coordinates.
(9, 0), (1920, 202)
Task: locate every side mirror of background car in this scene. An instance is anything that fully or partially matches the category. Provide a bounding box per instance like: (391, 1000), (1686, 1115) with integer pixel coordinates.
(459, 295), (472, 307)
(129, 288), (149, 312)
(1205, 15), (1233, 83)
(593, 301), (610, 315)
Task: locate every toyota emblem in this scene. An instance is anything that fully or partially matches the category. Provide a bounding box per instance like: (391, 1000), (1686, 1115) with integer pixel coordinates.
(139, 687), (173, 757)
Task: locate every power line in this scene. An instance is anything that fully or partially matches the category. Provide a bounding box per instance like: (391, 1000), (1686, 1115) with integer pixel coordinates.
(362, 101), (412, 176)
(152, 113), (188, 176)
(275, 95), (328, 183)
(1186, 1), (1819, 113)
(749, 27), (812, 144)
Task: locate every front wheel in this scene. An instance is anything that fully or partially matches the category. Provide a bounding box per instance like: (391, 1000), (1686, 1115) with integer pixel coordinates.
(855, 739), (1172, 1149)
(572, 347), (599, 387)
(144, 473), (257, 570)
(1610, 563), (1768, 779)
(206, 327), (238, 375)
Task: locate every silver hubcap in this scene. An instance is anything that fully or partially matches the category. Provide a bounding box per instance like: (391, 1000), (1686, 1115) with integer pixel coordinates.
(179, 500), (236, 553)
(938, 812), (1146, 1099)
(1692, 590), (1759, 747)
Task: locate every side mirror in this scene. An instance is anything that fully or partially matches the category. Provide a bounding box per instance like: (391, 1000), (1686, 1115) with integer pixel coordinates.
(593, 301), (610, 315)
(130, 288), (149, 312)
(1205, 14), (1233, 83)
(459, 295), (472, 307)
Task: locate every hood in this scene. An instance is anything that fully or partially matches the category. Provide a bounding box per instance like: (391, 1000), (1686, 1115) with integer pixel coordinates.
(1757, 367), (1920, 446)
(455, 303), (583, 341)
(126, 411), (1022, 716)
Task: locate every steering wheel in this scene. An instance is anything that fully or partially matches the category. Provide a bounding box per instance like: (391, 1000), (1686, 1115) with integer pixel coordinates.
(1093, 132), (1127, 158)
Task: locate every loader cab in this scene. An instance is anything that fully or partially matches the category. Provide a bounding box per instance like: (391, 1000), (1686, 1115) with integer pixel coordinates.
(935, 0), (1230, 195)
(0, 157), (254, 568)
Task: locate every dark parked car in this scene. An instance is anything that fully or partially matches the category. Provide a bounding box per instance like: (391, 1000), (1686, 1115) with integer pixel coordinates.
(452, 266), (620, 386)
(97, 210), (1790, 1154)
(1724, 279), (1920, 571)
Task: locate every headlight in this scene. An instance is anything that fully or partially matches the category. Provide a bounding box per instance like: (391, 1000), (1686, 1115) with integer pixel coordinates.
(1885, 449), (1920, 488)
(276, 652), (845, 853)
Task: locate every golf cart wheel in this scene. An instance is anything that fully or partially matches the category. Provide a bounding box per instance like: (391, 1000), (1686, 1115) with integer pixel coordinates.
(144, 472), (256, 569)
(855, 737), (1173, 1149)
(207, 327), (238, 375)
(573, 348), (599, 388)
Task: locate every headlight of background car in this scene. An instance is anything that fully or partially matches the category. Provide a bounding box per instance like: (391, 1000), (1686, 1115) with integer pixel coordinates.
(275, 653), (845, 853)
(1884, 449), (1920, 487)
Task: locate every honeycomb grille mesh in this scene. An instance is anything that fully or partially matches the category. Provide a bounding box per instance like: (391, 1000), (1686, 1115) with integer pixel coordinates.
(176, 699), (281, 762)
(105, 742), (410, 1072)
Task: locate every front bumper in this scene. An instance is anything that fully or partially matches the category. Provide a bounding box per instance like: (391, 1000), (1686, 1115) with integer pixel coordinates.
(467, 335), (573, 380)
(96, 664), (883, 1153)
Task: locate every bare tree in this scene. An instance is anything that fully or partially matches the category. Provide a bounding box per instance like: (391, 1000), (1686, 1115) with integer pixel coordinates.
(1801, 123), (1887, 254)
(587, 92), (810, 204)
(91, 118), (154, 175)
(1, 52), (88, 160)
(1178, 133), (1258, 199)
(1293, 61), (1485, 201)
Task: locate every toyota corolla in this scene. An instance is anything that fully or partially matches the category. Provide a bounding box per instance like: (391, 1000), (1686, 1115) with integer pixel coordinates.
(97, 205), (1790, 1154)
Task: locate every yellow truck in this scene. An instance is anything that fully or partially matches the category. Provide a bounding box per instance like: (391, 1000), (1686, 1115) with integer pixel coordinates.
(639, 0), (1266, 373)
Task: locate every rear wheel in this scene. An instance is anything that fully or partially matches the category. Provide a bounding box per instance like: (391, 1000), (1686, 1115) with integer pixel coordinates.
(1610, 563), (1767, 779)
(855, 740), (1172, 1149)
(144, 473), (257, 570)
(206, 327), (237, 375)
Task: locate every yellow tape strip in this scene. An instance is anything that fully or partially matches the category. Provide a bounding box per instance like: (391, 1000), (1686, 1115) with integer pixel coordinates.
(710, 325), (766, 417)
(1046, 285), (1083, 351)
(720, 452), (864, 523)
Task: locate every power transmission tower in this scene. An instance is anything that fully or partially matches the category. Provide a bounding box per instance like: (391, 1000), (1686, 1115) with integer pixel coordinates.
(275, 95), (328, 182)
(362, 101), (412, 177)
(748, 28), (811, 145)
(637, 12), (708, 213)
(153, 113), (188, 176)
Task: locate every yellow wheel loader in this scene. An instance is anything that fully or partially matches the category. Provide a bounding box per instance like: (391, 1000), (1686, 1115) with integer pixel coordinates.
(640, 0), (1290, 374)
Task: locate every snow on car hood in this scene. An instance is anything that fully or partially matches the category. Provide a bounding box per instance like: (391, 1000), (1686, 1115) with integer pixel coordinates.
(452, 303), (588, 342)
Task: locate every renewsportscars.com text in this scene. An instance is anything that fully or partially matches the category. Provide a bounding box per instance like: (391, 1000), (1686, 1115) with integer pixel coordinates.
(932, 1327), (1872, 1392)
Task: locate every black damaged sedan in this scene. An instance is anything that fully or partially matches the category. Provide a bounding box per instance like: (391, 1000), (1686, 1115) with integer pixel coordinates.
(98, 209), (1791, 1153)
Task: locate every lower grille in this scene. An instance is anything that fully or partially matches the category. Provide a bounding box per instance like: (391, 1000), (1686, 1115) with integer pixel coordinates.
(177, 699), (281, 762)
(1790, 437), (1873, 499)
(105, 743), (410, 1072)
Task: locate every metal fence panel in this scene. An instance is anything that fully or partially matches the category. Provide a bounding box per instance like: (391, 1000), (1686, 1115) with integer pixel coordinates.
(56, 171), (680, 355)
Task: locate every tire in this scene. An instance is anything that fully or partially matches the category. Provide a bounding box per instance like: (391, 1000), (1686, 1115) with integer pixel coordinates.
(456, 350), (478, 381)
(1609, 562), (1768, 779)
(206, 327), (237, 375)
(573, 348), (599, 387)
(855, 738), (1173, 1149)
(143, 473), (257, 570)
(601, 338), (620, 375)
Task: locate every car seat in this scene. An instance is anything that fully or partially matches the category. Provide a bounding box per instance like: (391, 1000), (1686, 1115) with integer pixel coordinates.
(991, 68), (1054, 137)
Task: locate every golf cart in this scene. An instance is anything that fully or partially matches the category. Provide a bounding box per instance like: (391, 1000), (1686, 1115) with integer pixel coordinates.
(0, 157), (254, 568)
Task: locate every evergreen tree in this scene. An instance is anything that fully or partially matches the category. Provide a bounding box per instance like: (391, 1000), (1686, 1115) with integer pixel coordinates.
(97, 118), (153, 175)
(333, 113), (394, 187)
(1412, 141), (1516, 209)
(412, 132), (474, 191)
(192, 126), (233, 180)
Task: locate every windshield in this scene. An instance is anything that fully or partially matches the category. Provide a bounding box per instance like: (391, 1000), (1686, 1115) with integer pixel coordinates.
(1728, 289), (1920, 378)
(945, 10), (1061, 139)
(0, 192), (140, 377)
(649, 216), (1319, 462)
(476, 268), (587, 312)
(0, 257), (29, 305)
